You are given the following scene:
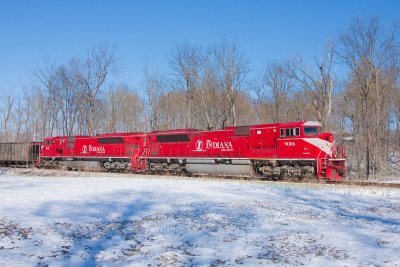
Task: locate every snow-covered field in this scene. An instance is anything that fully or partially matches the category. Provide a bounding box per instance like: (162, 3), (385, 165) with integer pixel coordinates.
(0, 168), (399, 266)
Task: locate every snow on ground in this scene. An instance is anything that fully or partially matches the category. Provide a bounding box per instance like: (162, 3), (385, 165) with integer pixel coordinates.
(0, 168), (399, 266)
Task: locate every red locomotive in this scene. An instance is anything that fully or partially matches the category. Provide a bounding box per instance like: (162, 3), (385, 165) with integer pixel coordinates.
(38, 121), (346, 180)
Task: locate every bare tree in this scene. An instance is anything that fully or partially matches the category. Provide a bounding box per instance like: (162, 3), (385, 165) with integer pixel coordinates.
(337, 17), (400, 178)
(0, 95), (15, 141)
(157, 90), (189, 130)
(27, 85), (50, 141)
(168, 43), (201, 128)
(72, 44), (118, 135)
(38, 63), (80, 136)
(142, 65), (167, 131)
(213, 41), (248, 127)
(262, 59), (296, 123)
(295, 41), (336, 129)
(197, 51), (218, 129)
(35, 59), (59, 136)
(105, 84), (144, 132)
(233, 91), (257, 126)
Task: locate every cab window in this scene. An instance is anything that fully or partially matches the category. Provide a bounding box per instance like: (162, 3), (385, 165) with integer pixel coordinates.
(304, 127), (320, 136)
(281, 127), (300, 137)
(280, 129), (284, 137)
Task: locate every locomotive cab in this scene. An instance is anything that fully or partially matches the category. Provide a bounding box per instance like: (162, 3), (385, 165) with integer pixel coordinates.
(40, 137), (70, 168)
(43, 137), (65, 155)
(39, 137), (54, 168)
(272, 121), (345, 180)
(42, 137), (54, 153)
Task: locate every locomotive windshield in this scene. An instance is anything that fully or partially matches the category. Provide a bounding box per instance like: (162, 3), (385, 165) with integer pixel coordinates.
(304, 127), (320, 136)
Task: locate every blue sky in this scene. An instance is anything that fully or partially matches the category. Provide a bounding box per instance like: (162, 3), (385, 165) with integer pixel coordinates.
(0, 0), (399, 95)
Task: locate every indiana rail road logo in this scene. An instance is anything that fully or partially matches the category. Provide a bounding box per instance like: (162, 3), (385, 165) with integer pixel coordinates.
(81, 145), (106, 154)
(194, 139), (234, 152)
(195, 140), (204, 151)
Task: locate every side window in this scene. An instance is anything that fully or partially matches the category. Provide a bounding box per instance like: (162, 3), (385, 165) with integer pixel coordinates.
(281, 128), (300, 137)
(283, 128), (300, 137)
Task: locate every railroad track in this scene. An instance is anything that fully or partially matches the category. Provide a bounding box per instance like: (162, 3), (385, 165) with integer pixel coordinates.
(3, 166), (400, 189)
(259, 178), (400, 188)
(187, 172), (400, 188)
(333, 180), (400, 188)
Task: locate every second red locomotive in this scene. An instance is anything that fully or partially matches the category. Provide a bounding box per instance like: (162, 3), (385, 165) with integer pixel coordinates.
(39, 121), (346, 180)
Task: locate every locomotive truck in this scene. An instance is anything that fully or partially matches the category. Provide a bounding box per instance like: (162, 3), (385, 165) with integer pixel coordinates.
(38, 121), (346, 181)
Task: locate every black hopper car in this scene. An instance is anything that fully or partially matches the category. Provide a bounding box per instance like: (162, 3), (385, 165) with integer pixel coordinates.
(0, 142), (42, 167)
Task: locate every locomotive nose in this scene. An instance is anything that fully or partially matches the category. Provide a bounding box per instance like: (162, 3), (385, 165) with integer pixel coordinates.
(319, 132), (334, 143)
